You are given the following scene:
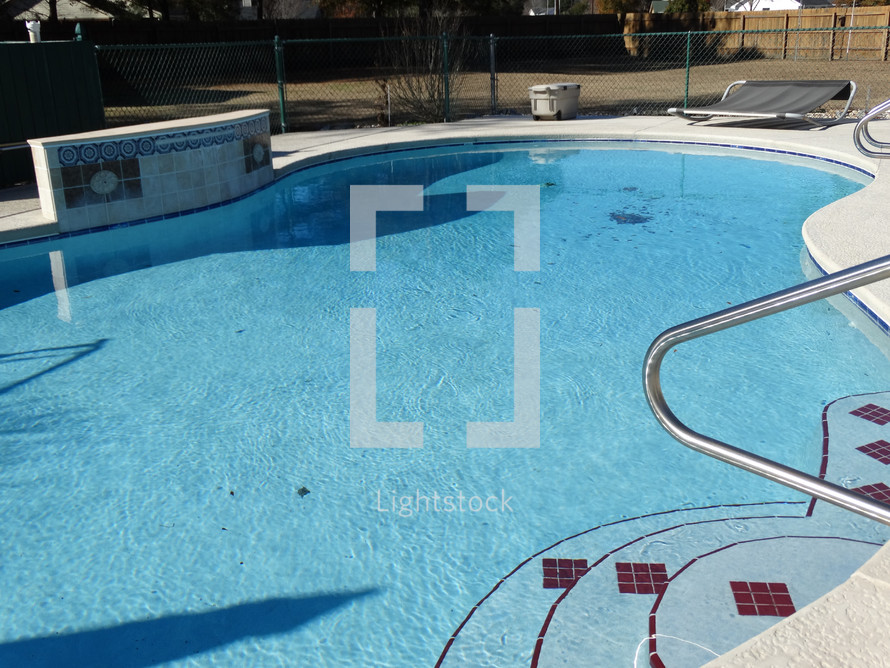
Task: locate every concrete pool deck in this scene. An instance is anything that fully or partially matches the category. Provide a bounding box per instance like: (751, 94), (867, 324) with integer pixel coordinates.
(3, 114), (890, 665)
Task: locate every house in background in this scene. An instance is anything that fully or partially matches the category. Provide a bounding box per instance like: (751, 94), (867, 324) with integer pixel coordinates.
(1, 0), (318, 22)
(0, 0), (129, 20)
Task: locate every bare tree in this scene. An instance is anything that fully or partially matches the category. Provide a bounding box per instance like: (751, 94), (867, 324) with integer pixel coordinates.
(385, 9), (469, 124)
(264, 0), (321, 17)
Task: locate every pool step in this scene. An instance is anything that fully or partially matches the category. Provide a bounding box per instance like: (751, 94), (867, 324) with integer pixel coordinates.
(436, 392), (890, 667)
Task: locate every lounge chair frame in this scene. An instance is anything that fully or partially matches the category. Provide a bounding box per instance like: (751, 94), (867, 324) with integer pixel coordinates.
(668, 80), (857, 127)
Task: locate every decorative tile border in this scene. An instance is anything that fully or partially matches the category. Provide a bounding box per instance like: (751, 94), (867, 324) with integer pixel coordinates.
(28, 110), (272, 233)
(807, 250), (890, 339)
(57, 116), (271, 167)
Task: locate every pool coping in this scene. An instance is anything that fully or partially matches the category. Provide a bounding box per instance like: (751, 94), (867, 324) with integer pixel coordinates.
(2, 114), (890, 665)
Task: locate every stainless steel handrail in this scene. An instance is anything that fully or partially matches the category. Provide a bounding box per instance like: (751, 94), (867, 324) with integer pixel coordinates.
(853, 97), (890, 159)
(644, 254), (890, 526)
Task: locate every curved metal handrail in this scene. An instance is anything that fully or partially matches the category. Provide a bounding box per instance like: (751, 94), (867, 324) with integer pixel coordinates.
(644, 254), (890, 526)
(854, 97), (890, 158)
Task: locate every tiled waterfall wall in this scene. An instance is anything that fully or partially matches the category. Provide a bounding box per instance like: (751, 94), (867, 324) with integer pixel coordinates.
(28, 110), (273, 232)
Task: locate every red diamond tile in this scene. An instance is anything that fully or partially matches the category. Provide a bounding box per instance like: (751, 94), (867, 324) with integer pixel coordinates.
(851, 482), (890, 504)
(730, 581), (796, 617)
(615, 562), (669, 594)
(856, 440), (890, 465)
(850, 404), (890, 426)
(541, 558), (588, 589)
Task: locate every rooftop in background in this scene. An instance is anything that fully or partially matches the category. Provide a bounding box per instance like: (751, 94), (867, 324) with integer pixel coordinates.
(0, 0), (147, 21)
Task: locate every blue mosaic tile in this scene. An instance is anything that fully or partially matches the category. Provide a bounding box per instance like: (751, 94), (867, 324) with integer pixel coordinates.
(807, 250), (890, 337)
(79, 143), (100, 163)
(120, 139), (138, 159)
(59, 145), (78, 165)
(100, 142), (119, 161)
(171, 133), (188, 152)
(56, 116), (270, 167)
(155, 138), (173, 155)
(137, 137), (155, 156)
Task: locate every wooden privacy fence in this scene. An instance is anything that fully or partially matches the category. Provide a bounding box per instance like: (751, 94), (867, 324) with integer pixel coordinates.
(625, 7), (890, 61)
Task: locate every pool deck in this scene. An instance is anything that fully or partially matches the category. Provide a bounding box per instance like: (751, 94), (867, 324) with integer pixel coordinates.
(3, 114), (890, 666)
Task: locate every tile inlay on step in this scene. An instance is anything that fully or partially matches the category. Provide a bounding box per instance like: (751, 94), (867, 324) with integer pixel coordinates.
(849, 403), (890, 426)
(855, 439), (890, 464)
(730, 581), (796, 617)
(851, 482), (890, 504)
(615, 562), (668, 594)
(542, 558), (588, 589)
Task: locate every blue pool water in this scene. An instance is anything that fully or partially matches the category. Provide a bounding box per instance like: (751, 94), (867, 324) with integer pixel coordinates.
(1, 141), (887, 666)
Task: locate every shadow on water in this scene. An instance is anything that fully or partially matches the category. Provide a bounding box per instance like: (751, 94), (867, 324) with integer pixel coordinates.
(0, 590), (378, 668)
(0, 149), (505, 310)
(286, 191), (480, 247)
(0, 341), (108, 396)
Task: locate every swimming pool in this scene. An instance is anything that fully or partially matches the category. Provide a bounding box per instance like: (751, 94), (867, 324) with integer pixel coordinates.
(1, 140), (888, 667)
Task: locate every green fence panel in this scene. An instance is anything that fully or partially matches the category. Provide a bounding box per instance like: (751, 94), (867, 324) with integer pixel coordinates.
(0, 40), (104, 187)
(89, 25), (890, 135)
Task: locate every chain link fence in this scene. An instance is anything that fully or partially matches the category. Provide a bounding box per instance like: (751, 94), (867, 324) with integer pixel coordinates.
(96, 25), (890, 133)
(97, 41), (281, 130)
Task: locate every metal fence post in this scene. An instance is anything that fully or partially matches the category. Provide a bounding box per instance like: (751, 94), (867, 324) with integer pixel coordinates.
(274, 35), (288, 134)
(489, 34), (498, 115)
(684, 31), (692, 108)
(442, 32), (451, 123)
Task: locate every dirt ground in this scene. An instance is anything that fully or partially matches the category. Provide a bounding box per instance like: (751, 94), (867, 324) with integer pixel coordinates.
(103, 58), (890, 132)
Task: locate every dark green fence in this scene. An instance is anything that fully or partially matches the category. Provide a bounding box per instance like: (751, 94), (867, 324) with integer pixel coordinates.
(0, 41), (105, 187)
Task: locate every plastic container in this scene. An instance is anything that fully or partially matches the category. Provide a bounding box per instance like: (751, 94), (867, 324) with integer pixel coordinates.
(528, 83), (580, 121)
(26, 20), (41, 43)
